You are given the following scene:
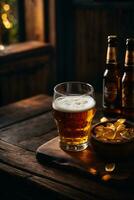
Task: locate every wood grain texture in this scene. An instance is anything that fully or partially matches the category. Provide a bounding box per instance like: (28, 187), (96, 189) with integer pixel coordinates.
(0, 94), (133, 200)
(37, 136), (134, 184)
(24, 0), (45, 41)
(0, 139), (133, 200)
(0, 42), (53, 106)
(0, 95), (52, 128)
(0, 111), (56, 151)
(0, 41), (52, 64)
(0, 140), (98, 200)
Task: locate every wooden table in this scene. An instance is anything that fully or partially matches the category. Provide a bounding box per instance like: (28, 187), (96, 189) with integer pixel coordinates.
(0, 94), (133, 200)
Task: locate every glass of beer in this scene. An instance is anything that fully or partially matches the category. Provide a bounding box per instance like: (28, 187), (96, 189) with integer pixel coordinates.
(52, 82), (96, 151)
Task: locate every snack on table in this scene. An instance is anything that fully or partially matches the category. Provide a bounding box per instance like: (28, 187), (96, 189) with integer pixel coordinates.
(94, 118), (134, 142)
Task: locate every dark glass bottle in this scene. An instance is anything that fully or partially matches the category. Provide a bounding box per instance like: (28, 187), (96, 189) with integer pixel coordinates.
(122, 38), (134, 120)
(103, 35), (122, 116)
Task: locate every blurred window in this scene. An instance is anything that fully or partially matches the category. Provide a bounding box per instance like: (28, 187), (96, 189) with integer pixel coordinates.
(0, 0), (19, 44)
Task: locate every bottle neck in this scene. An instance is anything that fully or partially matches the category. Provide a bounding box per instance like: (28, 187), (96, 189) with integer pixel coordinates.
(106, 46), (117, 65)
(124, 49), (134, 67)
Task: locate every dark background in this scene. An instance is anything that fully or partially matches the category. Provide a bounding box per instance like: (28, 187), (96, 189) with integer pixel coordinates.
(0, 0), (134, 105)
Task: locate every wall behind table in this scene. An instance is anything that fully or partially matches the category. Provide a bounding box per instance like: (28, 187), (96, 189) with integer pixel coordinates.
(73, 2), (134, 92)
(0, 41), (54, 106)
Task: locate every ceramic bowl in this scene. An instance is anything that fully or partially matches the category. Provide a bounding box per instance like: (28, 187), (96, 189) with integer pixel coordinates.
(90, 120), (134, 160)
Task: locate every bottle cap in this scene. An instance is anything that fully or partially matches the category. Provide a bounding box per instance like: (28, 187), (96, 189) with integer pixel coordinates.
(126, 38), (134, 50)
(108, 35), (117, 42)
(108, 35), (117, 39)
(107, 35), (117, 46)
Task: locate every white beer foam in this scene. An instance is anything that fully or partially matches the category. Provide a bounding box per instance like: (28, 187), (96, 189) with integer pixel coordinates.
(52, 95), (96, 113)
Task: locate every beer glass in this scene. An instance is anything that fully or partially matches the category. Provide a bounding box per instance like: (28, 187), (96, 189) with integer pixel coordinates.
(52, 82), (96, 151)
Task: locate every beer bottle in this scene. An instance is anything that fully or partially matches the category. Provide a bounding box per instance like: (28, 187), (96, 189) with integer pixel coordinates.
(103, 35), (122, 116)
(122, 38), (134, 120)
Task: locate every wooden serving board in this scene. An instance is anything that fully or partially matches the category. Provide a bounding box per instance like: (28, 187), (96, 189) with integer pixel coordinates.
(36, 136), (134, 185)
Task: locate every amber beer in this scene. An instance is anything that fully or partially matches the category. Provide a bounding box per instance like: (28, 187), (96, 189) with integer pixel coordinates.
(103, 35), (122, 116)
(122, 38), (134, 120)
(52, 82), (96, 151)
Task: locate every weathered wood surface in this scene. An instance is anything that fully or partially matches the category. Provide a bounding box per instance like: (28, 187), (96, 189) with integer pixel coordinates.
(0, 41), (54, 106)
(0, 94), (134, 200)
(0, 139), (133, 200)
(0, 41), (52, 64)
(0, 95), (52, 129)
(36, 137), (134, 184)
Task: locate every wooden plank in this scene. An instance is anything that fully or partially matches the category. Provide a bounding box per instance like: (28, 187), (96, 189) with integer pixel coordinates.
(0, 41), (52, 75)
(0, 41), (53, 106)
(0, 94), (132, 200)
(0, 93), (105, 151)
(0, 95), (52, 128)
(0, 163), (83, 200)
(0, 41), (52, 63)
(29, 176), (94, 200)
(0, 140), (97, 200)
(37, 136), (134, 186)
(24, 0), (45, 41)
(0, 107), (103, 152)
(0, 139), (134, 200)
(0, 56), (52, 106)
(0, 111), (57, 151)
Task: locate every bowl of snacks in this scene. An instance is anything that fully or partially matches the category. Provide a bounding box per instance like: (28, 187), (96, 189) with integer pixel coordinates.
(90, 118), (134, 159)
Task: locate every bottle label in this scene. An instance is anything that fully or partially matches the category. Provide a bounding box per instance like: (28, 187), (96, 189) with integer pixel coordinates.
(103, 82), (118, 108)
(122, 82), (134, 108)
